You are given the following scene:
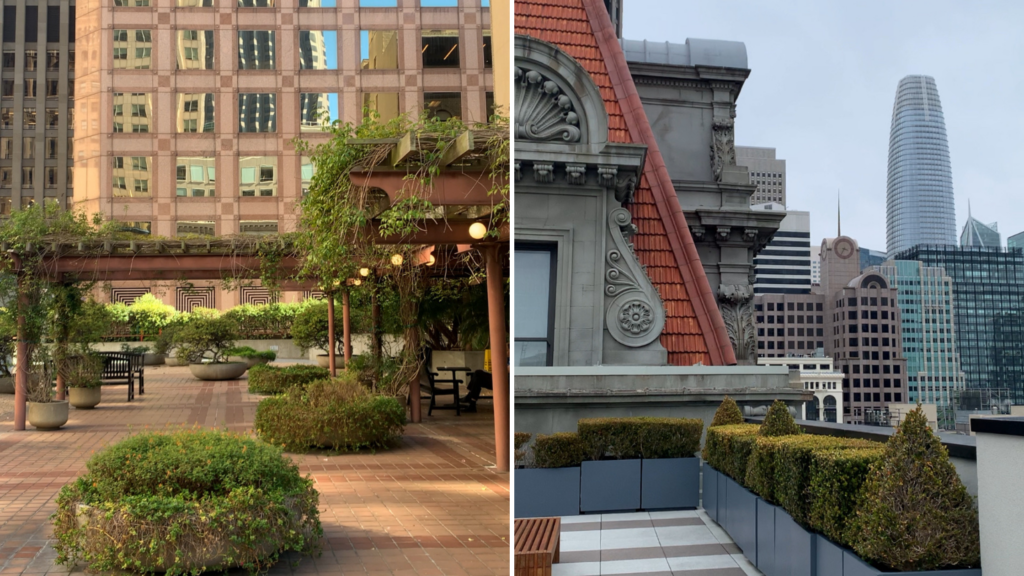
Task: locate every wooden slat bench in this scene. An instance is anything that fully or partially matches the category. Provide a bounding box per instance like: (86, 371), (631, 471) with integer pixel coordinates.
(96, 352), (145, 401)
(514, 517), (560, 576)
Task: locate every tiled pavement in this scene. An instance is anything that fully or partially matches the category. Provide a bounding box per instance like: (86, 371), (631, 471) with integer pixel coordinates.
(0, 365), (509, 575)
(553, 510), (762, 576)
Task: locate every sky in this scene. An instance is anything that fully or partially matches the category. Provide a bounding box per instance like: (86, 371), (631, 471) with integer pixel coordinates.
(622, 1), (1024, 252)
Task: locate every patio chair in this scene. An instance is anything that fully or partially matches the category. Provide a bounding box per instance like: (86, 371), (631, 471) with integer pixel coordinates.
(426, 368), (462, 417)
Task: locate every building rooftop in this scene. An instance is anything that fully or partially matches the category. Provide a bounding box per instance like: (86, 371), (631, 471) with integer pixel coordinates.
(620, 38), (748, 69)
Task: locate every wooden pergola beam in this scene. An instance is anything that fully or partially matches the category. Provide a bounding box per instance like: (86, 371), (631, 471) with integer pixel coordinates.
(440, 131), (474, 167)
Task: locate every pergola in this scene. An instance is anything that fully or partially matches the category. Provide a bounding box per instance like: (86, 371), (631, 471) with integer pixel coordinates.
(8, 130), (511, 471)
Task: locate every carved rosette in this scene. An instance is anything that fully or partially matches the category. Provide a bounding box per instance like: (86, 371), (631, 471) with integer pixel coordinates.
(515, 66), (582, 142)
(717, 284), (756, 362)
(709, 117), (736, 182)
(605, 208), (666, 348)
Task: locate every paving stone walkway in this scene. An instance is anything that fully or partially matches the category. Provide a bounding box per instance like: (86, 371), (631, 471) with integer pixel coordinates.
(0, 365), (509, 575)
(553, 510), (761, 576)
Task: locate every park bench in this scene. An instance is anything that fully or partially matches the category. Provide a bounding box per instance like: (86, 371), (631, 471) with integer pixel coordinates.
(514, 517), (560, 576)
(96, 352), (144, 401)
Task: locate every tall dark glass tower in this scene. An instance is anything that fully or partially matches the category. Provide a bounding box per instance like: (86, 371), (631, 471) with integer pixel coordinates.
(886, 75), (956, 256)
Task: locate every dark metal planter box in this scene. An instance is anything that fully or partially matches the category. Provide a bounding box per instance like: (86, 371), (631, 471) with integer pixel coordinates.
(514, 467), (580, 518)
(842, 550), (982, 576)
(774, 507), (815, 576)
(641, 457), (699, 511)
(756, 499), (777, 576)
(703, 465), (719, 522)
(816, 534), (845, 576)
(717, 467), (729, 528)
(580, 459), (641, 513)
(724, 474), (758, 564)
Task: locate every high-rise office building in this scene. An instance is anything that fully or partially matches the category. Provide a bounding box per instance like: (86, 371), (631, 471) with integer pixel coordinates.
(886, 75), (956, 256)
(961, 213), (1000, 248)
(1009, 231), (1024, 250)
(894, 245), (1024, 403)
(810, 245), (821, 285)
(0, 1), (77, 214)
(73, 0), (494, 308)
(751, 203), (810, 294)
(736, 146), (786, 205)
(875, 260), (966, 418)
(859, 247), (886, 272)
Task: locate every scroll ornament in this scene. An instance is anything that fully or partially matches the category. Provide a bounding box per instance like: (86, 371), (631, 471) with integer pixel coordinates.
(605, 207), (666, 348)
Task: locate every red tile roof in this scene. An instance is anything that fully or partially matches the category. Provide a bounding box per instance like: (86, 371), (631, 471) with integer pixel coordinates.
(516, 0), (737, 366)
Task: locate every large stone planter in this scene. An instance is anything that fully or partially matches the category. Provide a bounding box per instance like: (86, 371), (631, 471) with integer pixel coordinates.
(0, 376), (12, 394)
(230, 356), (270, 369)
(189, 362), (247, 381)
(28, 400), (69, 430)
(315, 354), (330, 368)
(514, 467), (581, 518)
(165, 355), (186, 367)
(580, 459), (641, 513)
(69, 387), (102, 409)
(143, 353), (165, 366)
(641, 457), (699, 511)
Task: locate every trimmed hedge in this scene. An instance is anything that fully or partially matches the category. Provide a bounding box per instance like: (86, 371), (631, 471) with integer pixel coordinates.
(51, 430), (321, 575)
(703, 424), (759, 481)
(255, 377), (405, 452)
(533, 432), (586, 469)
(710, 396), (744, 427)
(578, 417), (703, 460)
(807, 447), (884, 544)
(773, 436), (879, 525)
(759, 399), (802, 437)
(248, 364), (330, 395)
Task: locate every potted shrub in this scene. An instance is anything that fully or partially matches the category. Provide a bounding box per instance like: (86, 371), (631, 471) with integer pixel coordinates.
(65, 353), (103, 409)
(290, 300), (341, 367)
(514, 432), (585, 518)
(225, 346), (277, 368)
(52, 429), (322, 574)
(175, 316), (247, 381)
(26, 359), (68, 430)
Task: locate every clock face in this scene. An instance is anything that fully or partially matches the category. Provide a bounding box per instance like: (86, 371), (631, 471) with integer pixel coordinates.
(834, 238), (855, 259)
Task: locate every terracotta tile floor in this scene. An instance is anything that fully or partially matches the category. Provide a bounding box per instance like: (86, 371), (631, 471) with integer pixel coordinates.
(0, 365), (510, 575)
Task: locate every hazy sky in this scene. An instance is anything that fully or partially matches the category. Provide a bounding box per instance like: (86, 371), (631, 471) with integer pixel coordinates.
(622, 1), (1024, 251)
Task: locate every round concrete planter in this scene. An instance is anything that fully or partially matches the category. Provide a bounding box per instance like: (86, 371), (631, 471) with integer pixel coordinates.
(315, 354), (331, 368)
(143, 353), (165, 366)
(189, 362), (248, 381)
(69, 387), (102, 409)
(28, 400), (69, 430)
(165, 355), (186, 367)
(229, 356), (270, 369)
(0, 376), (13, 394)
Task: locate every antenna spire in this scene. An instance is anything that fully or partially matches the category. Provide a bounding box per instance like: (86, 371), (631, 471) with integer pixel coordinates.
(837, 189), (841, 237)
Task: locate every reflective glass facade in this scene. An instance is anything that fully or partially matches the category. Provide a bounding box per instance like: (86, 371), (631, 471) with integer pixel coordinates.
(886, 75), (956, 256)
(894, 245), (1024, 403)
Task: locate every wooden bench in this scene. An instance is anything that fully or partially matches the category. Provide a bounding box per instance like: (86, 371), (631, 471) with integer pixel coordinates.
(514, 517), (560, 576)
(96, 352), (145, 401)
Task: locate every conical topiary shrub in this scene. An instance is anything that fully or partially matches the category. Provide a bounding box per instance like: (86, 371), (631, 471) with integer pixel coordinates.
(710, 396), (744, 427)
(758, 399), (802, 437)
(846, 406), (980, 571)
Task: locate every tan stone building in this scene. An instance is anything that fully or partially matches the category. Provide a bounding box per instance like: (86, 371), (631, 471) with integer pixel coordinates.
(73, 0), (494, 307)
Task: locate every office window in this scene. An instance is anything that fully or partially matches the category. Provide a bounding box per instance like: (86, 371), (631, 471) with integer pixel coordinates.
(424, 92), (461, 120)
(112, 156), (152, 197)
(237, 31), (276, 70)
(25, 50), (37, 71)
(24, 79), (36, 98)
(421, 30), (459, 68)
(421, 0), (457, 5)
(362, 92), (399, 123)
(177, 93), (215, 133)
(1, 51), (12, 69)
(483, 31), (492, 68)
(360, 30), (398, 69)
(45, 109), (58, 128)
(240, 221), (279, 235)
(21, 166), (33, 188)
(0, 109), (11, 129)
(23, 109), (35, 129)
(360, 0), (397, 5)
(114, 0), (151, 5)
(238, 94), (276, 132)
(45, 167), (57, 188)
(239, 0), (275, 5)
(239, 156), (276, 196)
(299, 31), (338, 70)
(300, 93), (340, 131)
(514, 243), (556, 366)
(176, 157), (216, 197)
(301, 156), (314, 196)
(113, 93), (152, 133)
(1, 80), (11, 98)
(299, 0), (336, 5)
(45, 80), (58, 98)
(113, 30), (152, 69)
(22, 138), (33, 159)
(46, 50), (59, 70)
(177, 0), (214, 5)
(0, 138), (9, 159)
(45, 138), (57, 159)
(0, 167), (10, 187)
(176, 30), (214, 70)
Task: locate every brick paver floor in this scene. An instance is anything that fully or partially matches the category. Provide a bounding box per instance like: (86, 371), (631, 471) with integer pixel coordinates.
(0, 365), (510, 575)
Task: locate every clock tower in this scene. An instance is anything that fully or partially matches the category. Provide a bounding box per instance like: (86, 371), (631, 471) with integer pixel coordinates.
(819, 235), (861, 297)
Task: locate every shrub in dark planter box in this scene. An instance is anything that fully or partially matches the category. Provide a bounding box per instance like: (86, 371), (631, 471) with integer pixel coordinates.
(703, 465), (719, 522)
(515, 432), (585, 518)
(841, 550), (982, 576)
(774, 435), (880, 525)
(642, 457), (698, 510)
(808, 447), (884, 544)
(756, 498), (777, 576)
(580, 459), (641, 513)
(724, 473), (758, 564)
(774, 507), (815, 576)
(816, 534), (845, 576)
(702, 424), (759, 482)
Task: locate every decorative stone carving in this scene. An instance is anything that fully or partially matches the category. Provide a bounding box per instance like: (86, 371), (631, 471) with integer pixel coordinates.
(715, 226), (731, 242)
(613, 174), (637, 205)
(690, 226), (705, 241)
(533, 163), (554, 183)
(605, 207), (666, 348)
(514, 161), (521, 182)
(718, 284), (756, 362)
(514, 66), (582, 143)
(597, 166), (618, 188)
(709, 116), (736, 182)
(565, 163), (586, 185)
(743, 228), (758, 242)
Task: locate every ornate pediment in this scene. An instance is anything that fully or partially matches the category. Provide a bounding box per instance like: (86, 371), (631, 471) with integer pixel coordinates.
(514, 66), (582, 143)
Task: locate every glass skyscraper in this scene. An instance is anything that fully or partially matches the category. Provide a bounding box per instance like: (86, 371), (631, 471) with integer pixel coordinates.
(894, 245), (1024, 404)
(886, 75), (956, 256)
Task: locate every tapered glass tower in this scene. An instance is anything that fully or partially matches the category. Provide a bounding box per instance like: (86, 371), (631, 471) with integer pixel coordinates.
(886, 75), (956, 256)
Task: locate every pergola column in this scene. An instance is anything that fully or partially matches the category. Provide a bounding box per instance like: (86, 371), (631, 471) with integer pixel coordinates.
(483, 245), (509, 472)
(13, 279), (27, 431)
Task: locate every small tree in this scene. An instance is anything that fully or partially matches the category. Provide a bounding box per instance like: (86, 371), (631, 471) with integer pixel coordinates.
(127, 293), (177, 339)
(174, 316), (239, 364)
(710, 396), (744, 427)
(759, 399), (802, 437)
(846, 406), (980, 571)
(290, 300), (342, 355)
